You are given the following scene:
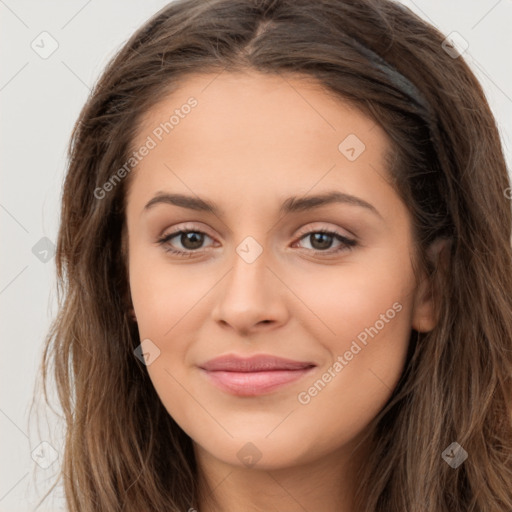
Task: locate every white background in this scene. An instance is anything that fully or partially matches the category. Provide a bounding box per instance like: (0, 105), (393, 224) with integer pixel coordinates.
(1, 1), (511, 510)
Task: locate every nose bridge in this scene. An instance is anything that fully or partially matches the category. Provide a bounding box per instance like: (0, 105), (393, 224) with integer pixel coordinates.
(225, 234), (271, 305)
(211, 232), (288, 332)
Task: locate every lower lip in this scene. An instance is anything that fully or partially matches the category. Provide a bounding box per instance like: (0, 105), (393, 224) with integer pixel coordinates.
(200, 367), (315, 396)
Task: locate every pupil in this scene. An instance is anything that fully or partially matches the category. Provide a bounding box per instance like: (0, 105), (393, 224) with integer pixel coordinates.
(182, 232), (203, 249)
(311, 233), (332, 250)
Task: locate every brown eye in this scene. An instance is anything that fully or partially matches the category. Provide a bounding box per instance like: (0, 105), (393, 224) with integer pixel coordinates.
(295, 229), (357, 254)
(308, 232), (334, 250)
(177, 231), (205, 250)
(157, 230), (214, 255)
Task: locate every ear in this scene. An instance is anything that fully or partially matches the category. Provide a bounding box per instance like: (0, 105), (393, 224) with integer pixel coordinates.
(411, 237), (450, 333)
(128, 307), (137, 322)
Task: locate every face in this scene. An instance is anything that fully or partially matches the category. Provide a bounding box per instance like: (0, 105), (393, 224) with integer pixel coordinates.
(125, 70), (436, 471)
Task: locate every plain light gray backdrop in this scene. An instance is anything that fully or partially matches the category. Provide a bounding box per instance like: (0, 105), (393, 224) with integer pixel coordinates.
(1, 0), (511, 510)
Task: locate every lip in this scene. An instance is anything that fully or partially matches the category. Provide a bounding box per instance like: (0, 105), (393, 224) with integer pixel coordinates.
(198, 354), (316, 396)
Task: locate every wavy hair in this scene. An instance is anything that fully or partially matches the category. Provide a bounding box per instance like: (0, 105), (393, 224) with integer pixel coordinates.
(39, 0), (512, 510)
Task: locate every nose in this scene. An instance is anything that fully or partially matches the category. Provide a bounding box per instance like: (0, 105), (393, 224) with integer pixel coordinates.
(211, 242), (289, 336)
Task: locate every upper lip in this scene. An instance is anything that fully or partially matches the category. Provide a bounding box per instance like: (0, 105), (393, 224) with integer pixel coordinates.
(199, 354), (316, 372)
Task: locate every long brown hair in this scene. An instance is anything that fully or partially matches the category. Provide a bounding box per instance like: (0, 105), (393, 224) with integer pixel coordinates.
(39, 0), (512, 510)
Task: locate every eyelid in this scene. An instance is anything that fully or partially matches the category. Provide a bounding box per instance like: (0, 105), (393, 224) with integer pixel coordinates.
(294, 222), (356, 240)
(158, 222), (355, 244)
(158, 222), (215, 240)
(156, 221), (358, 258)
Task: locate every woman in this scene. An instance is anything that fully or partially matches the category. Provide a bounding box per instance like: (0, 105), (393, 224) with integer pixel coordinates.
(40, 0), (512, 510)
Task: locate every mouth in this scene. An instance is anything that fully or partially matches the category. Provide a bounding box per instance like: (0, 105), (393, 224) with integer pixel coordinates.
(198, 354), (317, 396)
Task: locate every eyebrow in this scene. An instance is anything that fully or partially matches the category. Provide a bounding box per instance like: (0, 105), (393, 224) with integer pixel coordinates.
(143, 190), (382, 219)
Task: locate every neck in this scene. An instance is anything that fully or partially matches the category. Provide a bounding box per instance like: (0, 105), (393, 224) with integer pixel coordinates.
(194, 437), (369, 512)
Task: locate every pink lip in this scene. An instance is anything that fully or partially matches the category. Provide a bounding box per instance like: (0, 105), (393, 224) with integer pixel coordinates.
(199, 354), (316, 396)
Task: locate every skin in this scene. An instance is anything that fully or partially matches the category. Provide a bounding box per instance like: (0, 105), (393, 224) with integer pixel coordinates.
(125, 70), (437, 512)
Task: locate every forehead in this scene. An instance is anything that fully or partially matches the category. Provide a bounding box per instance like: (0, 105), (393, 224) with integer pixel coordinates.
(135, 70), (382, 148)
(126, 70), (397, 220)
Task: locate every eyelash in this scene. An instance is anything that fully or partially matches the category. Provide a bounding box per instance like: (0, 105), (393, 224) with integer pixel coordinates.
(156, 226), (357, 257)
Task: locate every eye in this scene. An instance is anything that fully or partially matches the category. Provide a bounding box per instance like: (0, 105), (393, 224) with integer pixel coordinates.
(293, 229), (357, 255)
(156, 226), (357, 257)
(156, 229), (215, 256)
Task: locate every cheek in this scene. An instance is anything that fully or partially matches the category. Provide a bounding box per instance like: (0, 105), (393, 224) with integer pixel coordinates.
(128, 246), (223, 386)
(286, 253), (414, 440)
(128, 252), (210, 424)
(294, 307), (412, 458)
(128, 245), (210, 340)
(289, 246), (414, 350)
